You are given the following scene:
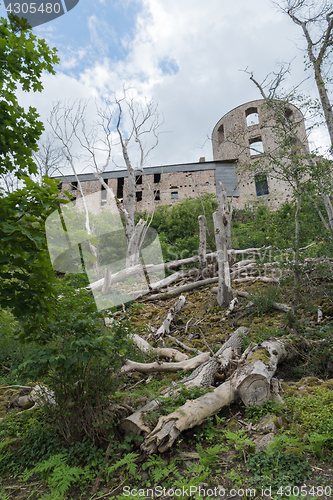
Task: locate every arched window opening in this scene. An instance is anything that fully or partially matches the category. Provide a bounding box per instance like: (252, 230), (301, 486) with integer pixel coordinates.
(249, 137), (264, 156)
(255, 174), (269, 196)
(217, 124), (224, 143)
(245, 107), (259, 127)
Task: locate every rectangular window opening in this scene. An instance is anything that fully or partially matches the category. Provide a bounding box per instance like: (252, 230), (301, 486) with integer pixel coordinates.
(101, 180), (108, 204)
(154, 190), (160, 201)
(154, 173), (161, 183)
(71, 181), (78, 190)
(249, 137), (264, 156)
(117, 177), (124, 200)
(255, 174), (269, 197)
(171, 192), (178, 199)
(136, 191), (143, 202)
(136, 175), (142, 185)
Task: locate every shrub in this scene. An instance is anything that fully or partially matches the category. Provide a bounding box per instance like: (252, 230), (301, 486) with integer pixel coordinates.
(249, 286), (280, 317)
(16, 282), (139, 445)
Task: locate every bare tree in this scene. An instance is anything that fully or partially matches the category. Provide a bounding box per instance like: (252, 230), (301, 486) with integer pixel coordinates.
(0, 171), (21, 193)
(48, 93), (162, 275)
(33, 133), (64, 182)
(278, 0), (333, 148)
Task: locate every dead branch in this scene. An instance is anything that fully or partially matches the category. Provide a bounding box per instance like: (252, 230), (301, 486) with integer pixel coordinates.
(151, 295), (186, 343)
(131, 334), (188, 362)
(120, 352), (210, 375)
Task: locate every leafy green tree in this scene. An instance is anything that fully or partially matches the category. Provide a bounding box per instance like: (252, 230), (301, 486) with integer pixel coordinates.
(139, 194), (218, 262)
(0, 177), (67, 341)
(0, 13), (59, 179)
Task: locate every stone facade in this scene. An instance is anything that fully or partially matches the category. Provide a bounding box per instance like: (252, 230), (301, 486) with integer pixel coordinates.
(58, 161), (238, 214)
(56, 99), (309, 212)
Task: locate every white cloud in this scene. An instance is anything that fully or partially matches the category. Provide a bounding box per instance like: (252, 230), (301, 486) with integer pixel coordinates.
(18, 0), (331, 170)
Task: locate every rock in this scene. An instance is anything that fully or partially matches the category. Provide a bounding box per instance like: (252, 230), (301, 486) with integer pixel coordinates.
(16, 395), (30, 407)
(254, 415), (278, 434)
(255, 432), (275, 452)
(29, 384), (56, 406)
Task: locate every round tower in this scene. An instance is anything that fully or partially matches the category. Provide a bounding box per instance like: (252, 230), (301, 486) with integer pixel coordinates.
(212, 99), (309, 207)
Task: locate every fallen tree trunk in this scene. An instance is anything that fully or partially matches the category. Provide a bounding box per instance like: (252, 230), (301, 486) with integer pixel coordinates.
(131, 334), (188, 362)
(141, 381), (237, 453)
(141, 336), (302, 453)
(142, 277), (219, 301)
(120, 352), (210, 374)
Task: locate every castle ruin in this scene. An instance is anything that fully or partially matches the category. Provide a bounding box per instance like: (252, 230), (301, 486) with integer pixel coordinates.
(56, 99), (309, 212)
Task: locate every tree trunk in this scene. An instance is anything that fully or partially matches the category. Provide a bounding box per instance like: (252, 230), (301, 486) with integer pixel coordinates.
(198, 214), (207, 276)
(120, 352), (210, 375)
(141, 381), (237, 453)
(213, 211), (232, 307)
(141, 336), (301, 453)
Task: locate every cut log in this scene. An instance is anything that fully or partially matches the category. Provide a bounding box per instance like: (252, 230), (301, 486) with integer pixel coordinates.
(120, 352), (210, 374)
(230, 338), (299, 407)
(120, 399), (161, 436)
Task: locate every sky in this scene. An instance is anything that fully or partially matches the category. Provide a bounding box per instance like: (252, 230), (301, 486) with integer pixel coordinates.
(1, 0), (331, 174)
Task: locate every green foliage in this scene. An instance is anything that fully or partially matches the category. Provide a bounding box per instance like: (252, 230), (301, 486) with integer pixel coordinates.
(307, 432), (333, 460)
(246, 400), (285, 422)
(20, 453), (87, 498)
(196, 443), (226, 469)
(13, 279), (139, 445)
(142, 454), (178, 485)
(224, 429), (255, 459)
(232, 198), (333, 254)
(286, 387), (333, 435)
(0, 409), (62, 476)
(105, 452), (139, 481)
(0, 13), (58, 178)
(188, 415), (225, 444)
(0, 177), (67, 341)
(249, 285), (280, 317)
(267, 432), (306, 455)
(247, 450), (311, 490)
(138, 194), (218, 262)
